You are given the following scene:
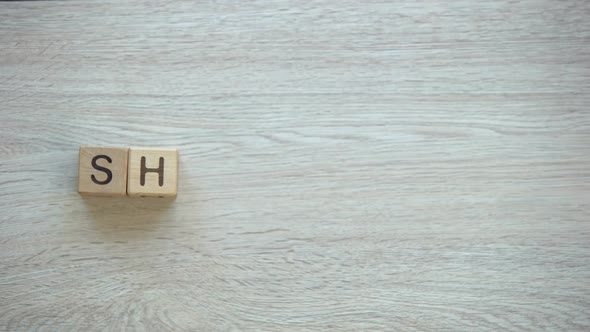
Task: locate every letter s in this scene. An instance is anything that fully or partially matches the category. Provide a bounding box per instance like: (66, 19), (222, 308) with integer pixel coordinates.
(91, 155), (113, 185)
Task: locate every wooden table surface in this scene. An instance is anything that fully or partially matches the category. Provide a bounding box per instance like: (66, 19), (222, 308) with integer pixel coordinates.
(1, 0), (589, 331)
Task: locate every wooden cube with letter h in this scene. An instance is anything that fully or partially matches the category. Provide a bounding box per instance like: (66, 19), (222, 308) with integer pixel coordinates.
(127, 147), (178, 197)
(78, 147), (129, 196)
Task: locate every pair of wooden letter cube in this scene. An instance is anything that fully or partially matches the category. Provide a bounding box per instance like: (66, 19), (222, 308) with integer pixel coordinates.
(78, 147), (178, 197)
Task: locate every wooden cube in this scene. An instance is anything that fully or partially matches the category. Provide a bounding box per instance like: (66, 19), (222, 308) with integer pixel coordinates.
(78, 146), (129, 196)
(127, 147), (178, 197)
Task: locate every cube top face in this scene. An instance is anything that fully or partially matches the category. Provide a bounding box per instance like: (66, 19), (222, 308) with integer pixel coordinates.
(78, 146), (129, 196)
(127, 148), (178, 197)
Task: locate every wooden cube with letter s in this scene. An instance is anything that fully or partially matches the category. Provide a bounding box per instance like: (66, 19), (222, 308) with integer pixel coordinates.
(78, 146), (129, 196)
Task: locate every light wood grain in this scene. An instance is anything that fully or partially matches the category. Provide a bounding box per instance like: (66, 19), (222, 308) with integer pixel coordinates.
(1, 0), (589, 331)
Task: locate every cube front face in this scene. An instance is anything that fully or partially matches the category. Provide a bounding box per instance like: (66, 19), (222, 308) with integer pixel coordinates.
(127, 148), (178, 197)
(78, 147), (129, 196)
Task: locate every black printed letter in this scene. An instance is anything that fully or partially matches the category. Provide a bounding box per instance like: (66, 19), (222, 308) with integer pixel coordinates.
(140, 157), (164, 187)
(91, 155), (113, 185)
